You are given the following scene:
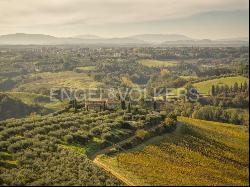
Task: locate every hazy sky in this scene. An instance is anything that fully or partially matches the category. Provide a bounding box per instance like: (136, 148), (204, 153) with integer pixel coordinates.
(0, 0), (249, 39)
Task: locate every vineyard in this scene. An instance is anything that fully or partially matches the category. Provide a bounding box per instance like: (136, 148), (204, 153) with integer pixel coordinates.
(99, 117), (249, 186)
(0, 45), (249, 186)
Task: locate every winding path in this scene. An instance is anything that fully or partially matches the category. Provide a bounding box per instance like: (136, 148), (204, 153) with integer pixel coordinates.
(91, 122), (183, 186)
(94, 157), (136, 186)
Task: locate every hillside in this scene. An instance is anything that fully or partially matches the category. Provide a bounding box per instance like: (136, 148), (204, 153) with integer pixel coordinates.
(98, 117), (249, 186)
(5, 92), (66, 111)
(0, 33), (59, 45)
(0, 93), (52, 121)
(0, 108), (171, 185)
(129, 34), (192, 43)
(194, 76), (249, 94)
(14, 71), (103, 94)
(0, 33), (248, 47)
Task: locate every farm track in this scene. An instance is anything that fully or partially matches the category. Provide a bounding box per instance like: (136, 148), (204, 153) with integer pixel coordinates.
(91, 122), (183, 186)
(93, 157), (136, 186)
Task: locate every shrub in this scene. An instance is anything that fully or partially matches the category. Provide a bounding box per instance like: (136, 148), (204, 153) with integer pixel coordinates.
(8, 140), (33, 153)
(164, 118), (176, 127)
(146, 114), (162, 127)
(0, 141), (10, 152)
(167, 112), (178, 121)
(120, 122), (134, 130)
(64, 135), (74, 144)
(123, 113), (133, 120)
(163, 118), (177, 132)
(160, 111), (167, 119)
(101, 132), (119, 142)
(90, 127), (102, 136)
(0, 152), (11, 160)
(136, 130), (149, 141)
(72, 133), (89, 145)
(0, 176), (4, 185)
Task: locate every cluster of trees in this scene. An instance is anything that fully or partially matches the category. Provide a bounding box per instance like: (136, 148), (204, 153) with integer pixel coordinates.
(211, 82), (248, 96)
(0, 110), (124, 185)
(192, 106), (248, 125)
(201, 82), (250, 109)
(0, 106), (174, 185)
(166, 101), (248, 126)
(94, 59), (159, 86)
(201, 92), (249, 109)
(147, 72), (188, 97)
(0, 141), (122, 186)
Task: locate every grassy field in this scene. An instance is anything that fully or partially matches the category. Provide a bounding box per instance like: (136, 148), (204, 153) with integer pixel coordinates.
(99, 117), (249, 186)
(194, 76), (249, 94)
(5, 92), (67, 111)
(6, 92), (50, 105)
(16, 71), (103, 92)
(180, 75), (199, 81)
(75, 66), (96, 71)
(139, 59), (178, 68)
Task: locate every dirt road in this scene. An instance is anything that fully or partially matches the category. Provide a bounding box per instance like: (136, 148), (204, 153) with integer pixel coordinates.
(94, 157), (136, 186)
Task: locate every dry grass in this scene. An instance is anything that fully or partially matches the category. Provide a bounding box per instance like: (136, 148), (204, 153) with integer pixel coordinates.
(16, 71), (103, 92)
(139, 59), (178, 68)
(99, 117), (249, 186)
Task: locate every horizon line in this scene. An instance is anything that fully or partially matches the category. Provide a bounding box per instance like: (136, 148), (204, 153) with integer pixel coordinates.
(0, 32), (249, 41)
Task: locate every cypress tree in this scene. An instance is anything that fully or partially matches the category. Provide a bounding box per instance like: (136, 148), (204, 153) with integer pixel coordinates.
(211, 85), (216, 96)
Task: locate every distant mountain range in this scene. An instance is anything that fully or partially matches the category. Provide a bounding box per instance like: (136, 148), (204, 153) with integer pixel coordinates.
(0, 33), (248, 47)
(130, 34), (192, 43)
(74, 34), (103, 40)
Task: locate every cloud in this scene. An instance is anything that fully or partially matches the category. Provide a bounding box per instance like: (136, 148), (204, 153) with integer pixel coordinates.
(0, 0), (248, 28)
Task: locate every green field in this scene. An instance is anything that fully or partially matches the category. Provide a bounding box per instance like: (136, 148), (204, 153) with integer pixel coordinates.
(75, 66), (96, 71)
(6, 92), (50, 105)
(15, 71), (103, 92)
(139, 59), (178, 68)
(5, 92), (67, 111)
(99, 117), (249, 186)
(180, 75), (199, 81)
(194, 76), (249, 94)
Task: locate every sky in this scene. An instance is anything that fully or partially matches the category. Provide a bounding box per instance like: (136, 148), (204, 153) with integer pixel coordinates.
(0, 0), (249, 39)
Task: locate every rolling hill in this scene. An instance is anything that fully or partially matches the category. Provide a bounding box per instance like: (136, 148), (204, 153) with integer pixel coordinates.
(0, 107), (166, 185)
(0, 33), (248, 46)
(194, 76), (249, 94)
(129, 34), (192, 43)
(98, 117), (249, 186)
(0, 93), (52, 121)
(0, 33), (59, 45)
(0, 33), (145, 45)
